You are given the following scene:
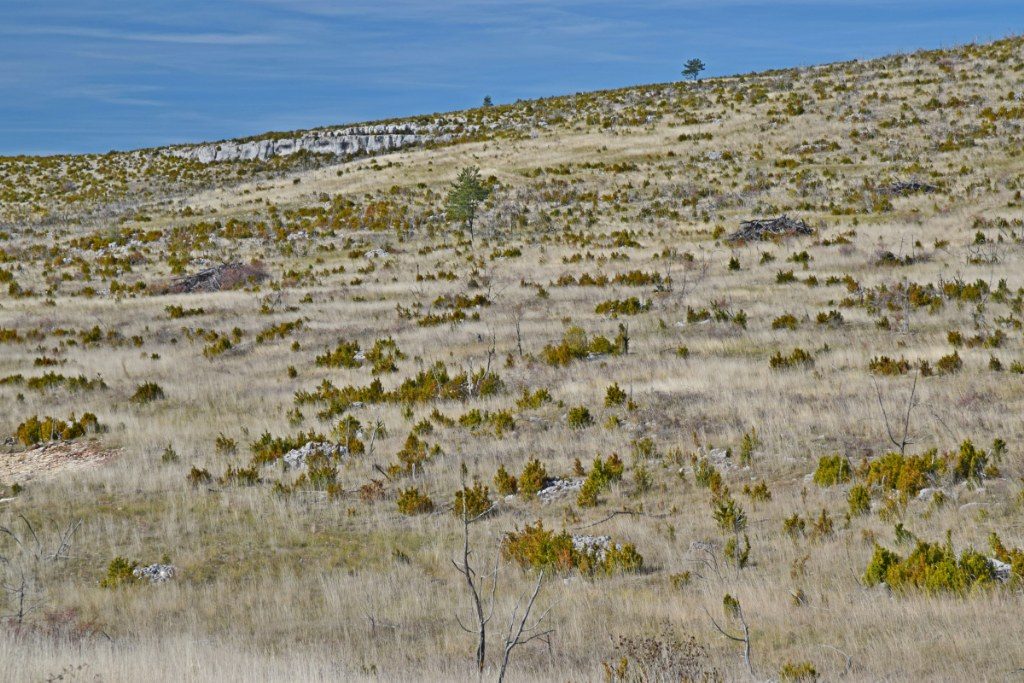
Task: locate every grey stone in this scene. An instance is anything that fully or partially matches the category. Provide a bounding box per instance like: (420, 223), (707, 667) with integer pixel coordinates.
(282, 441), (348, 470)
(133, 564), (176, 584)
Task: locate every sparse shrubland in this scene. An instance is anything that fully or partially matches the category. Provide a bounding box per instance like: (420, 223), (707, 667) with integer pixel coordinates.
(2, 35), (1024, 682)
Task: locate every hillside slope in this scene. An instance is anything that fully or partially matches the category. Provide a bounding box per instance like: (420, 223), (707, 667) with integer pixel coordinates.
(1, 37), (1024, 681)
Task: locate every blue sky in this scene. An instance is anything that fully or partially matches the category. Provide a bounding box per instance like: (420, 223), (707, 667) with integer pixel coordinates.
(3, 1), (1021, 155)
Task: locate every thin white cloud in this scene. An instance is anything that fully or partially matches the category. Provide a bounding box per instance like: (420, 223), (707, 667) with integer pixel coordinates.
(5, 25), (286, 45)
(63, 84), (165, 107)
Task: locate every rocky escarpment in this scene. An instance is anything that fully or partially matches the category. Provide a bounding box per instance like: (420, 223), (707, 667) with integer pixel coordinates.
(166, 122), (474, 163)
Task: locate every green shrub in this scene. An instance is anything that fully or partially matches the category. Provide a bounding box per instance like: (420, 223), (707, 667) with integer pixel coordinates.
(519, 458), (548, 499)
(848, 484), (871, 516)
(863, 537), (995, 594)
(453, 478), (492, 518)
(567, 406), (594, 429)
(365, 337), (406, 374)
(951, 438), (991, 484)
(100, 557), (139, 588)
(868, 356), (911, 376)
(202, 337), (233, 358)
(130, 382), (165, 404)
(595, 297), (651, 316)
(315, 339), (362, 368)
(165, 304), (205, 319)
(214, 433), (237, 455)
(577, 476), (603, 508)
(397, 487), (435, 515)
(724, 534), (751, 569)
(458, 408), (515, 437)
(809, 508), (834, 541)
(780, 661), (818, 681)
(989, 533), (1024, 584)
(502, 521), (643, 576)
(15, 413), (102, 446)
(187, 467), (212, 487)
(693, 457), (725, 496)
(161, 444), (180, 464)
(516, 388), (552, 409)
(249, 429), (328, 465)
(394, 433), (437, 475)
(936, 350), (962, 375)
(864, 450), (942, 496)
(772, 313), (799, 330)
(255, 319), (302, 344)
(289, 453), (340, 495)
(816, 310), (844, 326)
(219, 464), (261, 487)
(493, 465), (518, 495)
(770, 348), (813, 370)
(295, 361), (503, 419)
(738, 428), (759, 466)
(783, 513), (805, 539)
(576, 454), (624, 507)
(742, 481), (771, 501)
(712, 497), (747, 533)
(812, 454), (851, 486)
(541, 326), (625, 366)
(605, 383), (627, 406)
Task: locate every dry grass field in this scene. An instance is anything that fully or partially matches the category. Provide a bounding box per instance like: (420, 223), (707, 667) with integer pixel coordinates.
(2, 36), (1024, 681)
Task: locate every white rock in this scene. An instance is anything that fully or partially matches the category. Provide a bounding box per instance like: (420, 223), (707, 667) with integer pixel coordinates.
(537, 478), (582, 501)
(572, 535), (612, 560)
(166, 122), (478, 164)
(282, 441), (348, 470)
(990, 557), (1012, 582)
(707, 448), (730, 461)
(133, 564), (176, 584)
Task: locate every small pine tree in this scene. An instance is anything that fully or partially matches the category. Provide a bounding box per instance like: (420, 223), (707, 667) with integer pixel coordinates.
(445, 166), (491, 241)
(683, 58), (706, 82)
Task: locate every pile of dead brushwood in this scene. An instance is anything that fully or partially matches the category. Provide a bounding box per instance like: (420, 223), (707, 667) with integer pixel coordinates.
(726, 215), (814, 243)
(156, 261), (268, 294)
(884, 180), (937, 195)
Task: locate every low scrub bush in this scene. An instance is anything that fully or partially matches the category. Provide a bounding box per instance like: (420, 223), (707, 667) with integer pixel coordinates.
(605, 382), (627, 406)
(595, 297), (651, 316)
(577, 454), (625, 507)
(100, 557), (139, 588)
(502, 521), (643, 575)
(772, 313), (799, 330)
(453, 478), (492, 518)
(863, 536), (995, 594)
(542, 326), (626, 366)
(770, 348), (813, 370)
(493, 465), (518, 495)
(519, 458), (548, 499)
(813, 454), (851, 486)
(15, 413), (102, 446)
(868, 356), (911, 376)
(567, 405), (594, 429)
(130, 382), (166, 404)
(863, 450), (942, 496)
(397, 487), (435, 515)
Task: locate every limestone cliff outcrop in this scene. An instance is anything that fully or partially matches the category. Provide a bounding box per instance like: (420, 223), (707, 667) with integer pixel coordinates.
(166, 121), (471, 163)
